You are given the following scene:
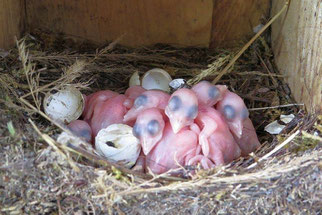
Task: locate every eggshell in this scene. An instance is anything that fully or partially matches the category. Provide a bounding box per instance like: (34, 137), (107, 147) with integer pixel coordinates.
(141, 68), (172, 92)
(43, 86), (84, 123)
(129, 71), (141, 87)
(95, 124), (141, 168)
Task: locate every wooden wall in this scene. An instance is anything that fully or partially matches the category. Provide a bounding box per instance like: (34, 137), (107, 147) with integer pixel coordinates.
(26, 0), (213, 47)
(1, 0), (270, 48)
(1, 0), (320, 112)
(25, 0), (270, 48)
(271, 0), (322, 113)
(0, 0), (24, 50)
(210, 0), (270, 48)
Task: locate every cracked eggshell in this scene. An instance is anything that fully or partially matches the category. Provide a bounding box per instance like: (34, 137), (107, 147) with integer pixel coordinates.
(95, 124), (141, 168)
(129, 71), (141, 87)
(141, 68), (172, 92)
(43, 86), (84, 124)
(264, 120), (285, 134)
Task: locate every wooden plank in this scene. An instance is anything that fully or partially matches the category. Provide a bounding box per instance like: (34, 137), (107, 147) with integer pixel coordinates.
(272, 0), (322, 113)
(26, 0), (213, 47)
(0, 0), (24, 49)
(210, 0), (270, 48)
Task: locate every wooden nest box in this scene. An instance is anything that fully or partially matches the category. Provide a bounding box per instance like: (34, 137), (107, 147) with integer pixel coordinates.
(0, 0), (321, 113)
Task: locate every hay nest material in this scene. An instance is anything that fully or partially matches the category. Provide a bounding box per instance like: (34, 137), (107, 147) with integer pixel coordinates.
(0, 31), (321, 214)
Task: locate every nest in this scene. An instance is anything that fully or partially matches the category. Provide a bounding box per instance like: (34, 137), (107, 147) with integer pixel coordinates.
(0, 30), (321, 214)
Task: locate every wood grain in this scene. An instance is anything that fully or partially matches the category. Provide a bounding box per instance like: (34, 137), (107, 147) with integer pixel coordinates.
(26, 0), (213, 47)
(272, 0), (322, 113)
(210, 0), (270, 48)
(0, 0), (24, 49)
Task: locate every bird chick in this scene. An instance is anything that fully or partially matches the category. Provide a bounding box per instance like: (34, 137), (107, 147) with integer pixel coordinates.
(123, 86), (146, 109)
(195, 106), (241, 165)
(187, 154), (215, 170)
(216, 91), (249, 138)
(67, 120), (93, 143)
(145, 122), (199, 175)
(90, 94), (127, 136)
(82, 90), (119, 121)
(191, 81), (227, 106)
(132, 108), (166, 155)
(165, 88), (198, 133)
(234, 117), (261, 156)
(123, 90), (170, 123)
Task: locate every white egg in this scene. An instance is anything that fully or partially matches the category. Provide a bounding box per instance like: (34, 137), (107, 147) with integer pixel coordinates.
(95, 124), (141, 168)
(141, 68), (172, 92)
(43, 86), (84, 123)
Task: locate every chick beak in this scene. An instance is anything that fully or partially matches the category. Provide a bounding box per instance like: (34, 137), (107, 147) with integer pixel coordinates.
(230, 121), (243, 139)
(169, 117), (185, 134)
(141, 137), (155, 155)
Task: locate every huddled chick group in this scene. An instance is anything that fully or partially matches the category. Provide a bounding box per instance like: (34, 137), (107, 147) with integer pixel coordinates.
(67, 81), (260, 175)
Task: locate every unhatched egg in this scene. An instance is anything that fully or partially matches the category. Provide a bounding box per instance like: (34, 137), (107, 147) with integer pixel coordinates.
(43, 86), (84, 123)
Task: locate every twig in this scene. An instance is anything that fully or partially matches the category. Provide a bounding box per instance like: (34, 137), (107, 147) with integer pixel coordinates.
(17, 39), (41, 110)
(236, 71), (285, 77)
(248, 103), (304, 111)
(255, 51), (279, 87)
(212, 0), (289, 84)
(57, 197), (62, 215)
(28, 118), (80, 172)
(239, 94), (272, 103)
(247, 130), (300, 169)
(20, 60), (87, 99)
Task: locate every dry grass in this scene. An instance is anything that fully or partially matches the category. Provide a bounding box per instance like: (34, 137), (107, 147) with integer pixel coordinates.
(0, 20), (321, 214)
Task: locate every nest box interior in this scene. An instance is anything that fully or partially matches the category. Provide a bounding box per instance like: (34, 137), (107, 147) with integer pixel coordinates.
(0, 0), (321, 112)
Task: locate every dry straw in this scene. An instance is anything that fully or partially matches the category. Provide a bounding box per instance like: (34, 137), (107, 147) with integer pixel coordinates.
(1, 0), (320, 213)
(14, 0), (308, 183)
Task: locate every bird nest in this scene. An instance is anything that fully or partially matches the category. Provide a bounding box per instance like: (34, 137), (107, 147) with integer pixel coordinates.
(0, 30), (321, 214)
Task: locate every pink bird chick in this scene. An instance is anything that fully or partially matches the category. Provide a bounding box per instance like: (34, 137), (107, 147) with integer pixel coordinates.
(165, 88), (199, 133)
(67, 120), (93, 143)
(123, 86), (146, 109)
(132, 108), (166, 155)
(187, 154), (215, 170)
(191, 81), (227, 107)
(234, 117), (261, 156)
(216, 91), (260, 156)
(195, 106), (241, 165)
(90, 94), (127, 136)
(145, 122), (199, 174)
(123, 90), (170, 123)
(132, 151), (146, 173)
(82, 90), (119, 122)
(216, 91), (249, 138)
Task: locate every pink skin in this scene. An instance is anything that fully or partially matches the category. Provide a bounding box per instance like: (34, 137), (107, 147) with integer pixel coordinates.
(82, 90), (119, 122)
(233, 117), (261, 156)
(195, 106), (241, 165)
(216, 91), (249, 138)
(90, 94), (127, 136)
(145, 122), (199, 175)
(123, 86), (146, 109)
(187, 155), (215, 170)
(132, 151), (146, 173)
(67, 120), (93, 143)
(165, 88), (199, 133)
(133, 108), (166, 155)
(189, 123), (201, 135)
(123, 90), (170, 123)
(191, 81), (228, 106)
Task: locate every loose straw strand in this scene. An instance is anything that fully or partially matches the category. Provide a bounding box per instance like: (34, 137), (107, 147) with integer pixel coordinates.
(212, 0), (289, 84)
